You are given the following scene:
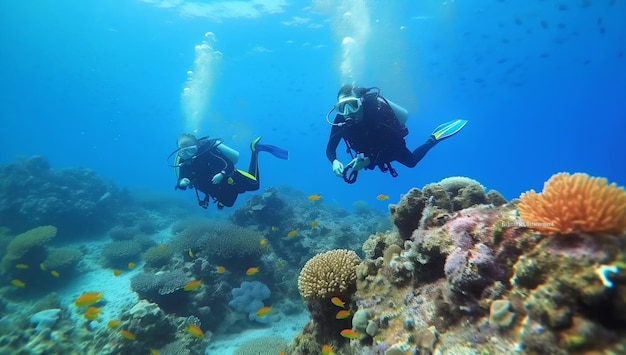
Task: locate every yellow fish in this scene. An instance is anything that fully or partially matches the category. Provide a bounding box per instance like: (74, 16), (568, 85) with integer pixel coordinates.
(322, 344), (335, 355)
(107, 320), (120, 329)
(256, 306), (272, 317)
(120, 330), (136, 341)
(308, 194), (322, 201)
(128, 262), (136, 270)
(188, 249), (195, 258)
(376, 194), (389, 201)
(340, 329), (360, 339)
(15, 264), (28, 269)
(260, 238), (267, 246)
(11, 279), (25, 288)
(184, 280), (202, 291)
(113, 269), (123, 276)
(187, 324), (204, 339)
(310, 220), (319, 228)
(336, 310), (351, 319)
(158, 244), (166, 250)
(330, 296), (345, 308)
(287, 230), (298, 238)
(40, 263), (46, 271)
(271, 226), (278, 232)
(150, 349), (159, 355)
(246, 267), (260, 276)
(51, 270), (60, 277)
(74, 292), (103, 307)
(83, 307), (101, 320)
(216, 266), (226, 274)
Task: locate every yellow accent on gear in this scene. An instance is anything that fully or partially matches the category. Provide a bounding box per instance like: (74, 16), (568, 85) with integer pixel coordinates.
(237, 169), (257, 181)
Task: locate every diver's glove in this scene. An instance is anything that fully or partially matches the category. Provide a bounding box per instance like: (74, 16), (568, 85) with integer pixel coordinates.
(212, 171), (225, 184)
(178, 178), (191, 189)
(347, 153), (371, 171)
(332, 159), (344, 177)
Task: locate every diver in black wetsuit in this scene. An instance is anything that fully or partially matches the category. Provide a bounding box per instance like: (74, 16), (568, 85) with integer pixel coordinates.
(325, 84), (468, 184)
(170, 134), (288, 209)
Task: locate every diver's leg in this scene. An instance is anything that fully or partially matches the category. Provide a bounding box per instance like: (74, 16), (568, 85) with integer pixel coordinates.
(413, 136), (438, 161)
(247, 138), (261, 191)
(398, 136), (438, 167)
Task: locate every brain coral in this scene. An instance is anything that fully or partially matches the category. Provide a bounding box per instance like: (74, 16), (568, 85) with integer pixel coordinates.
(298, 249), (361, 301)
(518, 172), (626, 235)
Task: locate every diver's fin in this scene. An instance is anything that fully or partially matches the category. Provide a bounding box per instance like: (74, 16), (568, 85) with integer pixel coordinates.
(251, 137), (289, 160)
(431, 119), (468, 141)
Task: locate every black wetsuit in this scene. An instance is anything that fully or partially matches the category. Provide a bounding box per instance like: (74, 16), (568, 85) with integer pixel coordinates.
(177, 138), (260, 208)
(325, 94), (437, 172)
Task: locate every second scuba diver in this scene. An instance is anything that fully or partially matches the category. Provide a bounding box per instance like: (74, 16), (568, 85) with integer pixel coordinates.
(325, 84), (468, 183)
(171, 134), (288, 209)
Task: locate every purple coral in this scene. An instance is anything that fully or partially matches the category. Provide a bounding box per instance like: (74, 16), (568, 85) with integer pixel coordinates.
(444, 243), (502, 296)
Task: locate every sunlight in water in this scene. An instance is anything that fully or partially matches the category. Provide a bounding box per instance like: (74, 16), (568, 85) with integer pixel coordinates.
(180, 32), (222, 134)
(332, 0), (371, 84)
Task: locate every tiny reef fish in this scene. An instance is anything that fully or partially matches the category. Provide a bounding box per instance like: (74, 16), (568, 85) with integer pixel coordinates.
(74, 292), (103, 307)
(336, 310), (351, 319)
(184, 280), (202, 291)
(187, 324), (204, 339)
(120, 330), (136, 341)
(308, 194), (322, 201)
(340, 329), (360, 339)
(256, 306), (272, 317)
(11, 279), (25, 288)
(246, 267), (260, 276)
(330, 296), (345, 308)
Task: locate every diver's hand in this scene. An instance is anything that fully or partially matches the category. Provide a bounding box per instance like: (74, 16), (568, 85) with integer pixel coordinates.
(347, 154), (371, 171)
(332, 159), (344, 177)
(178, 178), (191, 189)
(212, 172), (224, 184)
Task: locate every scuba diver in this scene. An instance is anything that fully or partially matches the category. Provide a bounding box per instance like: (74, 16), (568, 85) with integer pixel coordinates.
(325, 84), (468, 184)
(169, 134), (288, 209)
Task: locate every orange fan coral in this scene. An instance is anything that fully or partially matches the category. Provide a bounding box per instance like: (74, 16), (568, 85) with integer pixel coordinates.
(518, 172), (626, 235)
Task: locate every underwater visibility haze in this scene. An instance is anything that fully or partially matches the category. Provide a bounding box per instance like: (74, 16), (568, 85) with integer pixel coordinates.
(0, 0), (625, 354)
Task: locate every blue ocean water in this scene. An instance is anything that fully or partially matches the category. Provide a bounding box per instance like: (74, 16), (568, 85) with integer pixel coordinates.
(1, 0), (625, 211)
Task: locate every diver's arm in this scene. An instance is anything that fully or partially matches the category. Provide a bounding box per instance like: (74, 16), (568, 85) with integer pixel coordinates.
(216, 141), (240, 164)
(385, 98), (409, 126)
(175, 166), (193, 190)
(326, 126), (343, 162)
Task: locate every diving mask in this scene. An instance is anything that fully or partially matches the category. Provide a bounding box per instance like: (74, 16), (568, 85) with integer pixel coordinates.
(335, 96), (362, 116)
(178, 145), (198, 159)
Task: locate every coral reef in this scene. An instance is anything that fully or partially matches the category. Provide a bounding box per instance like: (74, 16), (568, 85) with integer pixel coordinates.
(1, 225), (57, 273)
(298, 249), (361, 301)
(29, 308), (61, 333)
(232, 336), (288, 354)
(228, 281), (271, 324)
(44, 247), (83, 271)
(295, 249), (361, 345)
(229, 187), (294, 227)
(389, 177), (507, 240)
(289, 174), (626, 355)
(100, 240), (143, 268)
(0, 156), (130, 236)
(518, 172), (626, 235)
(142, 245), (174, 269)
